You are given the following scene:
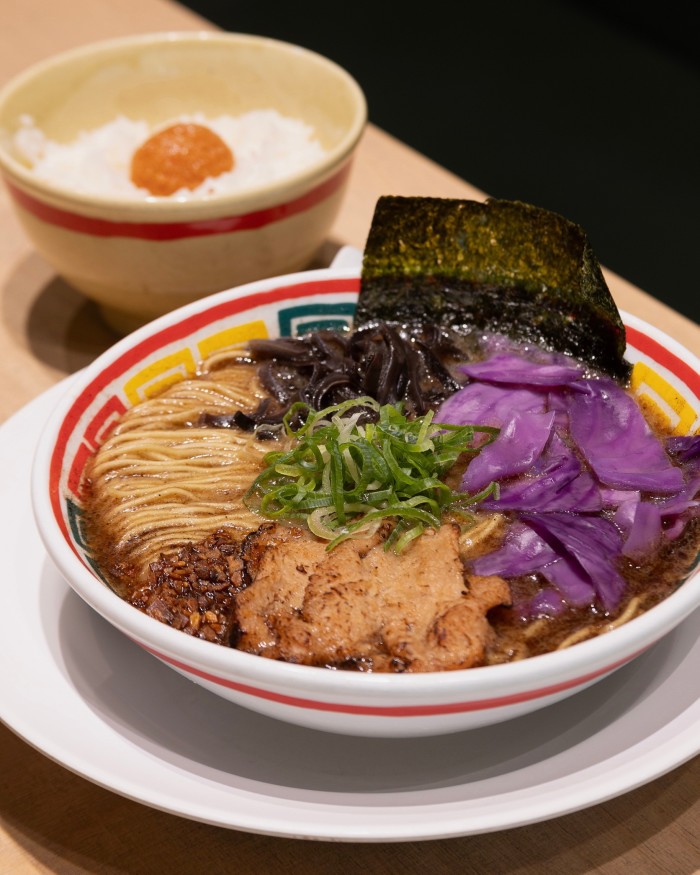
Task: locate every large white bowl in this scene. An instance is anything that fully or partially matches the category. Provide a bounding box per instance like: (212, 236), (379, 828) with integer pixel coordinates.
(30, 264), (700, 737)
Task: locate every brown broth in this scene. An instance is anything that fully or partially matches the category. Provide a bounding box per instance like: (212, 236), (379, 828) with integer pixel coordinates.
(485, 515), (700, 664)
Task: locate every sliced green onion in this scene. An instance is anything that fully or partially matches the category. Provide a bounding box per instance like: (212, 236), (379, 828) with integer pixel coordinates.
(244, 397), (499, 552)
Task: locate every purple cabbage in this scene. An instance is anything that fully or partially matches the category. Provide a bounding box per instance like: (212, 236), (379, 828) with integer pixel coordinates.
(567, 378), (685, 493)
(463, 410), (555, 492)
(535, 557), (597, 610)
(616, 500), (663, 561)
(655, 474), (700, 540)
(479, 433), (602, 513)
(666, 434), (700, 464)
(437, 381), (546, 428)
(470, 521), (559, 577)
(528, 587), (567, 616)
(521, 512), (626, 611)
(436, 344), (698, 616)
(459, 354), (584, 387)
(657, 474), (700, 518)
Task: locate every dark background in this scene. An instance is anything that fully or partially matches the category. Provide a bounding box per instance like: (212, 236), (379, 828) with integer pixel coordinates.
(178, 0), (699, 327)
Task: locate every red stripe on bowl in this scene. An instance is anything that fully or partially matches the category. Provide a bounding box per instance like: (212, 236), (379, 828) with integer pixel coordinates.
(143, 644), (646, 716)
(5, 162), (350, 240)
(66, 442), (93, 502)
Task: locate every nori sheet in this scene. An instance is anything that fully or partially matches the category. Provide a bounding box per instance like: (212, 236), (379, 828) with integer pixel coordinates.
(356, 196), (630, 381)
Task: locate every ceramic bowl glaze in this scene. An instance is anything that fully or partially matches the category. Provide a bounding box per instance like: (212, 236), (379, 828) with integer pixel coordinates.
(31, 265), (700, 737)
(0, 32), (366, 334)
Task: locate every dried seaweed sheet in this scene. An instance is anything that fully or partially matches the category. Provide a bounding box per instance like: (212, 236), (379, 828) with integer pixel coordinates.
(357, 196), (630, 381)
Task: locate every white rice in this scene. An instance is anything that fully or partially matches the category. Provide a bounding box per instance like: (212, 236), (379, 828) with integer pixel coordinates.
(13, 110), (327, 199)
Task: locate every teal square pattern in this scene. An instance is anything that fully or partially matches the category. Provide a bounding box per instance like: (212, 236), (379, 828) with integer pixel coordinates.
(277, 302), (356, 337)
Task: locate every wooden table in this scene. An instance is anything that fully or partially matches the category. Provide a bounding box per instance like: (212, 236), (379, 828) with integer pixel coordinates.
(1, 1), (698, 872)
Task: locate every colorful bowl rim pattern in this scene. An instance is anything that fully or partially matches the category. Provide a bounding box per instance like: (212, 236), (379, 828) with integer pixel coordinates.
(42, 270), (700, 718)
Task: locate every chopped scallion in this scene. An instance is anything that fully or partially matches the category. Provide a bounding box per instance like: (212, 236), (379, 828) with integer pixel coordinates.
(244, 397), (499, 551)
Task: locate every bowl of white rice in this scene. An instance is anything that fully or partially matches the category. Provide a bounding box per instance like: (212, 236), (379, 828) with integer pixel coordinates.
(0, 31), (367, 333)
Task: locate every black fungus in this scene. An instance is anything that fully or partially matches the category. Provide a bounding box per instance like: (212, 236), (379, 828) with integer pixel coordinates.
(199, 321), (466, 438)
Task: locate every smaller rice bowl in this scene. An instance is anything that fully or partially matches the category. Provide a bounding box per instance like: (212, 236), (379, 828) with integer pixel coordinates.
(30, 264), (700, 737)
(0, 32), (366, 333)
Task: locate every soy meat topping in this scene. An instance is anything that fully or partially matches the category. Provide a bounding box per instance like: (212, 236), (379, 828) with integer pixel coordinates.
(129, 521), (511, 671)
(234, 521), (510, 672)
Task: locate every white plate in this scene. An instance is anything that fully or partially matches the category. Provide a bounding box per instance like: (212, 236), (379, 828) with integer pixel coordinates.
(2, 381), (699, 842)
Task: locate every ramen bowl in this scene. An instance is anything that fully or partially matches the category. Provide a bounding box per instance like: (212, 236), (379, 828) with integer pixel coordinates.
(30, 264), (700, 737)
(0, 31), (366, 334)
